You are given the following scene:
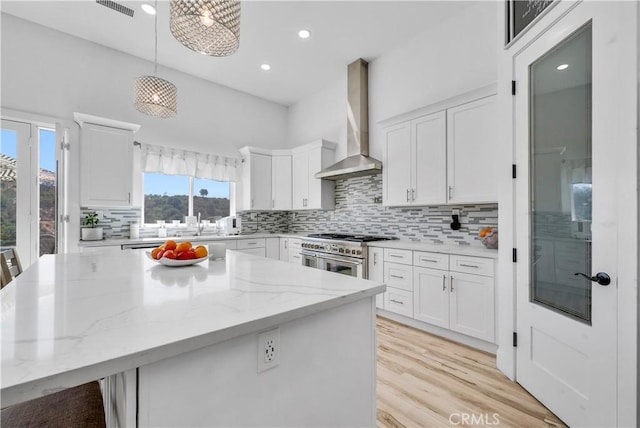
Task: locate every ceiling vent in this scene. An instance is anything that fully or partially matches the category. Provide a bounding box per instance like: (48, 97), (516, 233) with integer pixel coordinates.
(96, 0), (135, 18)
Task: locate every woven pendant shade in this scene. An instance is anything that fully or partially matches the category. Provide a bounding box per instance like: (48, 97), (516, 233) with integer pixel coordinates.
(134, 76), (177, 118)
(170, 0), (240, 56)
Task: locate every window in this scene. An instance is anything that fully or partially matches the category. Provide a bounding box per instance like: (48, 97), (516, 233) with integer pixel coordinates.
(143, 173), (230, 224)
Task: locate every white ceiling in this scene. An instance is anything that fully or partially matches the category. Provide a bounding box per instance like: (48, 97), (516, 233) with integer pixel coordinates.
(1, 0), (476, 106)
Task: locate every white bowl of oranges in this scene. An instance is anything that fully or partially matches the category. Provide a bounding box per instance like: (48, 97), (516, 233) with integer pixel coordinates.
(146, 240), (209, 267)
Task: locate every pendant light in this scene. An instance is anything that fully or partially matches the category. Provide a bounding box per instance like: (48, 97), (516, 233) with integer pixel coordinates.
(134, 0), (178, 118)
(169, 0), (240, 57)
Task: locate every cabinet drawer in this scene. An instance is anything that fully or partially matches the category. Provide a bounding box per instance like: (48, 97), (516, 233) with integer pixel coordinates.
(236, 238), (266, 250)
(289, 252), (302, 264)
(450, 255), (493, 277)
(236, 248), (265, 257)
(384, 287), (413, 318)
(289, 239), (302, 249)
(384, 262), (413, 291)
(383, 248), (413, 265)
(413, 251), (449, 270)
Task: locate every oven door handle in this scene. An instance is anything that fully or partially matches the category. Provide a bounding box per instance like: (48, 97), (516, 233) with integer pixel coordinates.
(315, 254), (363, 266)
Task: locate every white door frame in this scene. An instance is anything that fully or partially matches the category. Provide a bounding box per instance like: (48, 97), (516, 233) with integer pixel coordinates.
(495, 1), (638, 426)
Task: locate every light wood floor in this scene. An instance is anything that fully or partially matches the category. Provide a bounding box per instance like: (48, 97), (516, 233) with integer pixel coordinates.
(376, 317), (567, 428)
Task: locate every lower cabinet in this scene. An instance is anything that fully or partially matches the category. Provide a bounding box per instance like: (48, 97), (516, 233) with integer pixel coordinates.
(265, 237), (280, 260)
(234, 238), (265, 257)
(377, 247), (496, 344)
(288, 238), (302, 264)
(367, 247), (384, 308)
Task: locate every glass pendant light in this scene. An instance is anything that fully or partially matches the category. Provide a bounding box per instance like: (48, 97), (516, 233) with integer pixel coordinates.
(135, 0), (178, 118)
(169, 0), (240, 57)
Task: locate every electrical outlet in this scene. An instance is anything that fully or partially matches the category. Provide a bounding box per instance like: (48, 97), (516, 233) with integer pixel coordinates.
(257, 328), (280, 373)
(95, 210), (104, 219)
(452, 209), (460, 217)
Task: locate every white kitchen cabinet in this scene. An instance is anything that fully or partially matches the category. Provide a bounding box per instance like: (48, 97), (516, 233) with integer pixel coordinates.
(413, 266), (449, 329)
(367, 247), (384, 309)
(382, 249), (414, 318)
(271, 154), (292, 210)
(288, 238), (302, 264)
(291, 141), (336, 210)
(449, 272), (494, 343)
(383, 111), (447, 207)
(265, 237), (280, 260)
(381, 87), (497, 207)
(80, 123), (134, 207)
(279, 238), (289, 262)
(446, 95), (498, 204)
(238, 147), (272, 211)
(236, 238), (265, 250)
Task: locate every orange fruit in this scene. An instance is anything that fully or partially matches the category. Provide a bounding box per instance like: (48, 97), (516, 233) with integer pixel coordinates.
(151, 247), (163, 260)
(175, 242), (192, 253)
(194, 245), (208, 258)
(164, 240), (177, 251)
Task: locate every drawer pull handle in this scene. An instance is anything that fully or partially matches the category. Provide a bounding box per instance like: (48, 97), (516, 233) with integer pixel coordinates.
(247, 242), (257, 245)
(390, 275), (404, 279)
(389, 254), (404, 258)
(450, 276), (454, 292)
(420, 258), (438, 263)
(459, 263), (479, 268)
(442, 274), (446, 291)
(389, 299), (404, 305)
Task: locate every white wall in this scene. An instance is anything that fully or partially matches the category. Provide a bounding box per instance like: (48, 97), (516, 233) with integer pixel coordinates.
(286, 1), (498, 162)
(1, 14), (288, 157)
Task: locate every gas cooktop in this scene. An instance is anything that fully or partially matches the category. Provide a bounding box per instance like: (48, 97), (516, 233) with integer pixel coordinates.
(305, 233), (397, 243)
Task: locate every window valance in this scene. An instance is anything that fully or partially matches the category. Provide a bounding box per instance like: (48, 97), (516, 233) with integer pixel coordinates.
(141, 143), (239, 182)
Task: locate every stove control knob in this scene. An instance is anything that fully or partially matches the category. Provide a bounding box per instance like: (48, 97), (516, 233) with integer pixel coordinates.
(356, 250), (362, 255)
(345, 249), (351, 254)
(339, 248), (344, 253)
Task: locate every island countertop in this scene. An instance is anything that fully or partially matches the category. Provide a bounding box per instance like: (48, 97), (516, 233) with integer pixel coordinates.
(1, 250), (385, 407)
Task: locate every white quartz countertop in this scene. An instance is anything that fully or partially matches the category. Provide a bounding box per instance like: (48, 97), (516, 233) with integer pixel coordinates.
(78, 233), (306, 248)
(1, 250), (384, 407)
(368, 240), (499, 259)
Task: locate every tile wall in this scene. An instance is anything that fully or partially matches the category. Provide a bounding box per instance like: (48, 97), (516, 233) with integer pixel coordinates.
(240, 175), (498, 247)
(80, 207), (141, 239)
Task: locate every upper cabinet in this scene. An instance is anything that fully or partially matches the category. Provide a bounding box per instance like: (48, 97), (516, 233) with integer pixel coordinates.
(78, 114), (139, 208)
(238, 147), (272, 211)
(381, 87), (497, 207)
(271, 153), (292, 210)
(291, 140), (336, 210)
(446, 96), (497, 204)
(383, 111), (447, 206)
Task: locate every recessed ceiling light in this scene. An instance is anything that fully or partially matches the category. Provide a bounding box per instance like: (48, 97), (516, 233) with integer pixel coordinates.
(556, 64), (569, 71)
(141, 3), (156, 15)
(298, 29), (311, 39)
(261, 64), (271, 71)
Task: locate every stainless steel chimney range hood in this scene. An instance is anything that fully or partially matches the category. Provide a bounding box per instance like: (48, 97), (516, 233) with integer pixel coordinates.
(315, 58), (382, 181)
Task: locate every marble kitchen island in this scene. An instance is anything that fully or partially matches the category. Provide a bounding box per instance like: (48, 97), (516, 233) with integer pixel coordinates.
(1, 250), (385, 427)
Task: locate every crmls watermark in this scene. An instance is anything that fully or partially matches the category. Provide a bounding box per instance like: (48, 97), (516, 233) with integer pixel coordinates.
(448, 412), (500, 426)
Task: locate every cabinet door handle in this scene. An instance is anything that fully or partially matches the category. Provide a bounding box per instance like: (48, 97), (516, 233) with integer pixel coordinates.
(459, 263), (479, 268)
(390, 274), (404, 280)
(448, 186), (453, 200)
(128, 192), (131, 204)
(420, 258), (438, 263)
(406, 189), (410, 202)
(442, 274), (446, 291)
(373, 253), (378, 265)
(412, 188), (415, 201)
(284, 240), (288, 249)
(389, 299), (404, 305)
(450, 276), (454, 292)
(272, 200), (275, 208)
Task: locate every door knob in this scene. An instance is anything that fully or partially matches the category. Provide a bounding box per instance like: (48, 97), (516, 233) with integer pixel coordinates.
(574, 272), (611, 286)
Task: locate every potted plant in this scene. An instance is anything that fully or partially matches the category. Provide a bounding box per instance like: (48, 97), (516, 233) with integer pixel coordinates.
(81, 212), (104, 241)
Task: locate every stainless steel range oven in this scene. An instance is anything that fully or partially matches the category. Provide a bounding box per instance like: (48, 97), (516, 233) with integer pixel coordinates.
(300, 234), (396, 279)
